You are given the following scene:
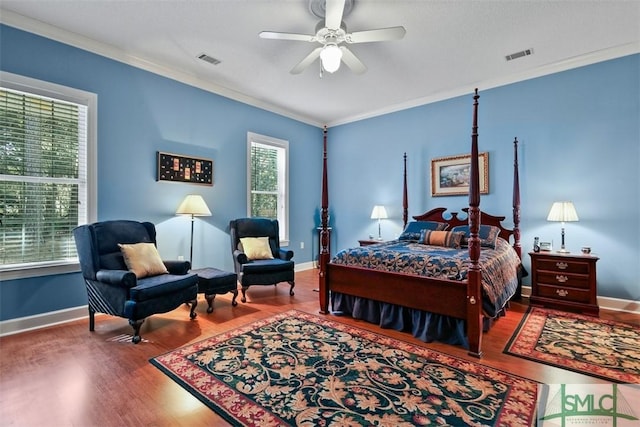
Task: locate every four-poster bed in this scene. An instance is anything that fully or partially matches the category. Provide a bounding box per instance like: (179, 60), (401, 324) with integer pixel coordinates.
(318, 89), (523, 357)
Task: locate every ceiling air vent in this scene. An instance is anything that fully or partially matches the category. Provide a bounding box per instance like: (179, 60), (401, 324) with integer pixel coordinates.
(505, 48), (534, 61)
(197, 53), (221, 66)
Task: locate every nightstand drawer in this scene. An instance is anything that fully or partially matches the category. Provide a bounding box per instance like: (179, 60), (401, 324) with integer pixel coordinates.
(529, 251), (599, 315)
(536, 284), (592, 303)
(536, 258), (590, 274)
(537, 271), (590, 289)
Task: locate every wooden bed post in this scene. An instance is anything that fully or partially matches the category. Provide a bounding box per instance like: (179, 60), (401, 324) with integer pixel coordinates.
(467, 89), (483, 358)
(319, 126), (330, 314)
(402, 152), (408, 229)
(512, 137), (522, 258)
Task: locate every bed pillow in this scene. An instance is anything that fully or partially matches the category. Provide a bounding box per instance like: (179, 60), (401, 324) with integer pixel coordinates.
(450, 225), (501, 249)
(118, 243), (169, 279)
(398, 221), (448, 241)
(419, 230), (464, 248)
(240, 237), (274, 260)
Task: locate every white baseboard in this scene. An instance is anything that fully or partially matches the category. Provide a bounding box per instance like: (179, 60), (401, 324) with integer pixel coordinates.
(1, 281), (636, 338)
(0, 305), (89, 337)
(295, 261), (314, 272)
(598, 297), (640, 313)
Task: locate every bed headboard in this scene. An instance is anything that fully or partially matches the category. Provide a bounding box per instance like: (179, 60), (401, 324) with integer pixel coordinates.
(403, 137), (521, 257)
(412, 207), (515, 243)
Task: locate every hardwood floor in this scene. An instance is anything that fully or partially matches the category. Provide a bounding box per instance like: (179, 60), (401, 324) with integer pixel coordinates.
(1, 269), (638, 426)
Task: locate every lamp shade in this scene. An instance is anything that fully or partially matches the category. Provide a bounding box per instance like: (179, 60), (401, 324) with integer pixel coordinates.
(176, 195), (212, 216)
(547, 201), (579, 222)
(370, 205), (388, 220)
(320, 44), (342, 73)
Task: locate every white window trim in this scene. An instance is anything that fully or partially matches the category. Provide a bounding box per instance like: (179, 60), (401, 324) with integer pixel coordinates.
(0, 71), (97, 280)
(246, 132), (289, 246)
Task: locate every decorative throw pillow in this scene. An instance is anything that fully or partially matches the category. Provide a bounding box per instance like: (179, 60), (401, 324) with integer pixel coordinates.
(118, 242), (168, 279)
(450, 225), (501, 249)
(398, 221), (448, 241)
(240, 237), (274, 260)
(420, 230), (464, 248)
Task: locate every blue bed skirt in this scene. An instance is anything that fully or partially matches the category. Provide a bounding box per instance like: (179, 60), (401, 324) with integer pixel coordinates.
(330, 292), (470, 348)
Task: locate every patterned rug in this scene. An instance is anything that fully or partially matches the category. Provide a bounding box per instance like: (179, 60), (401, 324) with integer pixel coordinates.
(504, 307), (640, 383)
(151, 310), (537, 426)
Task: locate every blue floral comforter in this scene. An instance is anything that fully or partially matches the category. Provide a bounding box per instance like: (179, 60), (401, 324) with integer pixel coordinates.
(331, 237), (521, 310)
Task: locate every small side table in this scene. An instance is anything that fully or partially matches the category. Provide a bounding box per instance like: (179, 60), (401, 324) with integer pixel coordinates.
(529, 251), (599, 316)
(358, 239), (383, 246)
(190, 267), (238, 313)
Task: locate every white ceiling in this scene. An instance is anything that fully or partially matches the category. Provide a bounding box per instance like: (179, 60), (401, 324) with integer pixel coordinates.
(1, 0), (639, 127)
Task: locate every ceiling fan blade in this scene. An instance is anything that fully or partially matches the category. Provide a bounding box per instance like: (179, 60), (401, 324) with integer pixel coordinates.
(325, 0), (346, 30)
(340, 46), (367, 74)
(290, 47), (322, 74)
(347, 26), (406, 44)
(259, 31), (316, 42)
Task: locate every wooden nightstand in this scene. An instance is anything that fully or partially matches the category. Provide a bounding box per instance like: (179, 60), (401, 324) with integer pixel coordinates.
(529, 251), (599, 316)
(358, 239), (383, 246)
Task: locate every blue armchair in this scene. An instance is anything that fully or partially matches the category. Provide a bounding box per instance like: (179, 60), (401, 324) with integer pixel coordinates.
(229, 218), (294, 303)
(73, 220), (198, 343)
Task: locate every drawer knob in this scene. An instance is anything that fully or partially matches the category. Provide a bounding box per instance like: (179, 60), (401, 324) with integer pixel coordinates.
(556, 289), (569, 297)
(556, 262), (568, 270)
(556, 275), (568, 283)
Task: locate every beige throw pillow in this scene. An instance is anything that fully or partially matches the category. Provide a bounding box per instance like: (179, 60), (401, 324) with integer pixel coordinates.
(118, 242), (169, 278)
(240, 237), (274, 260)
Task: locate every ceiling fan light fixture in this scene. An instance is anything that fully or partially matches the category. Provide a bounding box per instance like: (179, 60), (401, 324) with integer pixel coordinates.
(320, 44), (342, 73)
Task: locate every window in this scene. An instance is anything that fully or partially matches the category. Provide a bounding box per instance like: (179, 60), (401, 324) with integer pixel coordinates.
(0, 72), (97, 279)
(247, 132), (289, 245)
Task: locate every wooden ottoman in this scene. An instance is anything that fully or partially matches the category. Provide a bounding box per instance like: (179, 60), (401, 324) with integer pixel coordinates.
(191, 267), (238, 313)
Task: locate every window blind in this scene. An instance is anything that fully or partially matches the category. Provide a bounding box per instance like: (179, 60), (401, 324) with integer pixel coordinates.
(0, 87), (87, 267)
(250, 143), (279, 218)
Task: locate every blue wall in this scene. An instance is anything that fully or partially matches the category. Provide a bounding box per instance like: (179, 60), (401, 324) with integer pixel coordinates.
(1, 24), (638, 322)
(0, 25), (323, 320)
(328, 54), (639, 302)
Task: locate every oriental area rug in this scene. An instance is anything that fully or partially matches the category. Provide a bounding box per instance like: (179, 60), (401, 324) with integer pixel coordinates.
(504, 307), (640, 383)
(151, 310), (537, 426)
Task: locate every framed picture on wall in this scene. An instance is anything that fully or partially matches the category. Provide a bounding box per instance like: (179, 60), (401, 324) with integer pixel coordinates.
(157, 151), (213, 186)
(431, 152), (489, 196)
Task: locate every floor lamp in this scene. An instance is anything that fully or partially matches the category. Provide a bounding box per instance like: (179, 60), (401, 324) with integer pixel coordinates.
(176, 195), (211, 265)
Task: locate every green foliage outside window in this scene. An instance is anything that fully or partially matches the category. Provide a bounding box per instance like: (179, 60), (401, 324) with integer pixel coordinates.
(0, 88), (83, 266)
(250, 144), (278, 219)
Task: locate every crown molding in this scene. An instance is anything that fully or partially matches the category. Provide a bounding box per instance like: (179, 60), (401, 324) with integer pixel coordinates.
(328, 42), (640, 127)
(2, 9), (638, 129)
(0, 9), (324, 128)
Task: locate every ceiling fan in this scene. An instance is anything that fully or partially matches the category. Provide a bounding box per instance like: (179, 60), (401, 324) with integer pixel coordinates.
(259, 0), (406, 75)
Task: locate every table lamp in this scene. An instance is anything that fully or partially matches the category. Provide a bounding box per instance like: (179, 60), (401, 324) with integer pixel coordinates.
(547, 201), (579, 253)
(370, 205), (388, 240)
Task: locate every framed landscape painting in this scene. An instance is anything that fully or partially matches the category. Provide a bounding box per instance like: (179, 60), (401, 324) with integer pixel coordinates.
(431, 152), (489, 196)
